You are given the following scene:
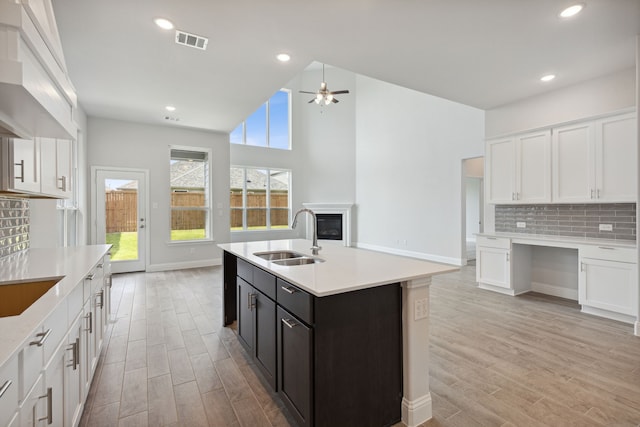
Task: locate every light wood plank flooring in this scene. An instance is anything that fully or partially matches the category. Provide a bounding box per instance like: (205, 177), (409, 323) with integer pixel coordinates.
(79, 264), (640, 427)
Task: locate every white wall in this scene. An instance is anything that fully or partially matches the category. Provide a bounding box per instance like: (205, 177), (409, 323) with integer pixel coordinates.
(465, 178), (481, 240)
(87, 117), (230, 269)
(230, 66), (357, 242)
(355, 75), (485, 265)
(486, 67), (636, 137)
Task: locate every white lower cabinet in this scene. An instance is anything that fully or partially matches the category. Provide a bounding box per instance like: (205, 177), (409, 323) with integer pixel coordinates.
(476, 236), (532, 296)
(579, 246), (638, 322)
(2, 251), (111, 427)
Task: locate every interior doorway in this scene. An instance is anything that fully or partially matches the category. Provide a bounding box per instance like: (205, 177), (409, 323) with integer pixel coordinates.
(461, 157), (484, 264)
(91, 167), (148, 273)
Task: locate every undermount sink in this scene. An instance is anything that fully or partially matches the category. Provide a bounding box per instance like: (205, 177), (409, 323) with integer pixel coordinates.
(253, 250), (306, 261)
(0, 278), (62, 317)
(272, 257), (325, 266)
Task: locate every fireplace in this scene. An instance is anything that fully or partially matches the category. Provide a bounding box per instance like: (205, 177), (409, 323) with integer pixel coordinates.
(316, 214), (343, 241)
(302, 203), (353, 247)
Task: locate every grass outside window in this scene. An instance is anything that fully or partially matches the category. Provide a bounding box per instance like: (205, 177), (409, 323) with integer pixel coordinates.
(106, 229), (205, 261)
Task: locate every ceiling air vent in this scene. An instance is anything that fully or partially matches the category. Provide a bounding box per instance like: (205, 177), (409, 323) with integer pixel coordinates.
(175, 30), (208, 50)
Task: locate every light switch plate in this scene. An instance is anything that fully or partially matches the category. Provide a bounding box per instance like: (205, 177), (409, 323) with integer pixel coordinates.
(599, 224), (613, 231)
(516, 222), (526, 228)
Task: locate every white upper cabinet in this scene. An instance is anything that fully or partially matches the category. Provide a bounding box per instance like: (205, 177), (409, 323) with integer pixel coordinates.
(40, 138), (72, 198)
(594, 113), (636, 202)
(486, 130), (551, 204)
(0, 138), (40, 194)
(486, 137), (515, 203)
(553, 112), (636, 203)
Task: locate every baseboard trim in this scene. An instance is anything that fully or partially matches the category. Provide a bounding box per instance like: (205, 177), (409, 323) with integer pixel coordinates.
(530, 282), (578, 301)
(401, 393), (432, 427)
(478, 283), (516, 296)
(146, 258), (221, 272)
(635, 321), (640, 337)
(580, 305), (636, 325)
(354, 242), (462, 266)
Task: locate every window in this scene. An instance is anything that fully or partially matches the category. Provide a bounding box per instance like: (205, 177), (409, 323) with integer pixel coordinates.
(170, 147), (211, 241)
(230, 90), (291, 150)
(230, 167), (291, 231)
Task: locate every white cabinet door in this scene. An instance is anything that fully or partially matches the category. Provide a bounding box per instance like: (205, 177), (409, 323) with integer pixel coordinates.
(516, 130), (551, 203)
(477, 247), (511, 289)
(10, 138), (40, 194)
(595, 113), (637, 202)
(19, 374), (45, 427)
(39, 138), (72, 198)
(552, 121), (594, 203)
(0, 354), (18, 427)
(579, 258), (638, 317)
(81, 299), (96, 398)
(64, 317), (82, 427)
(486, 137), (515, 203)
(43, 343), (65, 427)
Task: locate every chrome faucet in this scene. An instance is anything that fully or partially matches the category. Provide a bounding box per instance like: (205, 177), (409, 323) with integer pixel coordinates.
(292, 208), (321, 255)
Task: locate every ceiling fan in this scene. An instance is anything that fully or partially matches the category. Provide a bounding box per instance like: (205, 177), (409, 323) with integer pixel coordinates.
(299, 64), (349, 105)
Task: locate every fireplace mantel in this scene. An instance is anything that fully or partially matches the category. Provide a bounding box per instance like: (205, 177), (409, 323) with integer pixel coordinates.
(302, 203), (353, 247)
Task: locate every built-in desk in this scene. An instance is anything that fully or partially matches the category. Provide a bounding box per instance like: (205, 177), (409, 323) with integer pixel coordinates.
(475, 233), (639, 336)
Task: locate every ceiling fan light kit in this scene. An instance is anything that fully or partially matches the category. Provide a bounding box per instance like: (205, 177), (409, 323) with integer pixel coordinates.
(300, 64), (349, 105)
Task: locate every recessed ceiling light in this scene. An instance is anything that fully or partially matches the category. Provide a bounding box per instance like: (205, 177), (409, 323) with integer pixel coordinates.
(276, 53), (291, 62)
(165, 105), (176, 112)
(559, 3), (584, 18)
(540, 74), (556, 82)
(154, 18), (174, 30)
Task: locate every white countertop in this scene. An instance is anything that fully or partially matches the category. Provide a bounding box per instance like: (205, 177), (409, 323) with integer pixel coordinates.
(477, 232), (636, 250)
(0, 245), (110, 367)
(218, 239), (458, 297)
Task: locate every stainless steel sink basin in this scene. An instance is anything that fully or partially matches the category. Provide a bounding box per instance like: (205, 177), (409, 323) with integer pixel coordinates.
(253, 250), (305, 261)
(272, 257), (325, 266)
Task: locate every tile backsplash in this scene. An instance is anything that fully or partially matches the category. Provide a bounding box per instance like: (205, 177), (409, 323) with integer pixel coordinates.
(0, 197), (30, 258)
(495, 203), (636, 241)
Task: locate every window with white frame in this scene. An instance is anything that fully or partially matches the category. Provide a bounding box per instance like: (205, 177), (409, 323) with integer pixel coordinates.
(230, 167), (291, 231)
(230, 90), (291, 150)
(170, 147), (212, 241)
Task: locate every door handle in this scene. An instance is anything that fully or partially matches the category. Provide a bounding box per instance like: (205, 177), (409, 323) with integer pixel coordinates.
(247, 293), (256, 310)
(85, 312), (93, 333)
(280, 285), (297, 294)
(14, 160), (24, 182)
(38, 387), (53, 424)
(282, 318), (297, 328)
(57, 176), (67, 191)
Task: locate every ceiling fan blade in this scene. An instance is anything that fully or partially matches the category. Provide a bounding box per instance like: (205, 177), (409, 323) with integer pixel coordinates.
(299, 90), (317, 94)
(332, 98), (339, 103)
(308, 98), (316, 103)
(329, 90), (349, 95)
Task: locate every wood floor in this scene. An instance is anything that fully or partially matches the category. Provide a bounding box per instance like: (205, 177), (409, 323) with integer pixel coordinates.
(79, 263), (640, 427)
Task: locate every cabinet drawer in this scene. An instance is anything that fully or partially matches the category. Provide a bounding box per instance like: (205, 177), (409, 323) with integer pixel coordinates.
(253, 267), (276, 300)
(477, 236), (510, 249)
(580, 245), (636, 263)
(0, 354), (18, 427)
(43, 299), (68, 364)
(237, 258), (253, 283)
(277, 279), (314, 325)
(67, 281), (83, 324)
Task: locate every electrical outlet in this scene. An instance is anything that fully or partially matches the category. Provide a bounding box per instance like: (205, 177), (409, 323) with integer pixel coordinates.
(599, 224), (613, 231)
(516, 222), (526, 228)
(414, 298), (428, 320)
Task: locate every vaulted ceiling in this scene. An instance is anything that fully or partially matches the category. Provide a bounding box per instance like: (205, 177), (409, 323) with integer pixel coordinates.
(52, 0), (640, 133)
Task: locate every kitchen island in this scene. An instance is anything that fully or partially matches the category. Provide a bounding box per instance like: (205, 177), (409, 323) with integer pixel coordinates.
(218, 239), (457, 427)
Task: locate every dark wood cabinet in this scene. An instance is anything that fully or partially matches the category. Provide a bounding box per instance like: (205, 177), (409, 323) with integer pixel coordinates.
(223, 251), (402, 427)
(277, 306), (313, 427)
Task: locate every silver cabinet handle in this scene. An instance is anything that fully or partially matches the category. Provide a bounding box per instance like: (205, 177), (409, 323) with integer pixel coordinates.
(67, 339), (79, 370)
(97, 263), (103, 269)
(506, 253), (510, 262)
(85, 312), (93, 334)
(281, 286), (297, 294)
(30, 329), (52, 347)
(38, 387), (53, 424)
(590, 189), (594, 199)
(511, 192), (515, 200)
(597, 189), (600, 198)
(14, 160), (24, 182)
(486, 237), (497, 240)
(580, 262), (585, 272)
(282, 318), (297, 328)
(57, 176), (67, 191)
(247, 293), (256, 311)
(96, 290), (104, 309)
(86, 273), (95, 281)
(0, 380), (12, 398)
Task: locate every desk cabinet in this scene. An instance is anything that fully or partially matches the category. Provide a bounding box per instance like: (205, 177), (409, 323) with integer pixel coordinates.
(579, 246), (638, 321)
